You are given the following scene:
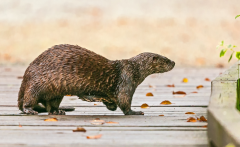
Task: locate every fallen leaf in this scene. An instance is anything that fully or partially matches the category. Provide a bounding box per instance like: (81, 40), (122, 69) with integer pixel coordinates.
(149, 85), (153, 88)
(187, 117), (197, 122)
(146, 92), (154, 96)
(65, 95), (72, 96)
(159, 115), (164, 116)
(185, 112), (195, 114)
(191, 91), (198, 93)
(196, 85), (204, 89)
(216, 63), (224, 68)
(205, 78), (211, 81)
(197, 117), (200, 120)
(182, 78), (188, 83)
(166, 84), (175, 87)
(86, 134), (102, 139)
(73, 127), (87, 132)
(199, 116), (207, 122)
(202, 125), (207, 128)
(19, 123), (22, 127)
(91, 119), (105, 125)
(160, 100), (172, 105)
(173, 91), (186, 95)
(141, 103), (150, 108)
(44, 118), (58, 122)
(94, 103), (98, 105)
(17, 76), (23, 79)
(174, 94), (186, 98)
(106, 121), (119, 124)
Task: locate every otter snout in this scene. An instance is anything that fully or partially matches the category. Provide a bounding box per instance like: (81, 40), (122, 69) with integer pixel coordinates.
(168, 60), (175, 71)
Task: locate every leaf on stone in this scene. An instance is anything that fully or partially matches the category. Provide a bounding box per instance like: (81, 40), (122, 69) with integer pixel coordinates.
(199, 116), (207, 122)
(19, 123), (22, 127)
(159, 115), (164, 116)
(236, 52), (240, 60)
(141, 103), (150, 108)
(182, 78), (188, 83)
(106, 121), (119, 124)
(172, 91), (186, 95)
(196, 85), (204, 89)
(185, 112), (195, 114)
(44, 118), (58, 121)
(191, 91), (198, 93)
(166, 84), (175, 87)
(17, 76), (23, 79)
(149, 85), (153, 88)
(160, 100), (172, 105)
(205, 78), (211, 81)
(202, 125), (207, 128)
(187, 117), (197, 122)
(86, 134), (102, 139)
(146, 92), (153, 96)
(73, 127), (87, 132)
(91, 119), (105, 125)
(66, 95), (72, 96)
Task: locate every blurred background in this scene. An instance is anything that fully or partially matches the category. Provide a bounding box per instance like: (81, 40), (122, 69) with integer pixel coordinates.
(0, 0), (240, 67)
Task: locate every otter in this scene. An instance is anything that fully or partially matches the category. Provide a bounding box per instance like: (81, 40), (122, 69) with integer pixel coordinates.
(18, 44), (175, 115)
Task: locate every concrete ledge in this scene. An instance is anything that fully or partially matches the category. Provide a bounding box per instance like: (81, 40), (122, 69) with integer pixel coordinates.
(208, 62), (240, 146)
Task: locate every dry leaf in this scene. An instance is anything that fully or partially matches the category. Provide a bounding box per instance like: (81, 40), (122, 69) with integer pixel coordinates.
(94, 103), (98, 105)
(197, 117), (200, 120)
(187, 117), (197, 122)
(202, 125), (207, 128)
(146, 92), (153, 96)
(66, 95), (72, 96)
(19, 123), (22, 127)
(106, 121), (119, 124)
(166, 84), (175, 87)
(185, 112), (195, 114)
(199, 116), (207, 122)
(149, 85), (153, 88)
(159, 115), (164, 116)
(160, 100), (172, 105)
(86, 134), (102, 139)
(205, 78), (211, 81)
(17, 76), (23, 79)
(172, 91), (186, 95)
(44, 118), (58, 121)
(73, 127), (86, 132)
(174, 94), (186, 98)
(216, 63), (224, 68)
(182, 78), (188, 83)
(141, 103), (150, 108)
(91, 119), (105, 125)
(191, 91), (198, 93)
(196, 85), (204, 89)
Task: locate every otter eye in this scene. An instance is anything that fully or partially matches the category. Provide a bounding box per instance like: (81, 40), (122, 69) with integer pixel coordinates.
(153, 57), (158, 63)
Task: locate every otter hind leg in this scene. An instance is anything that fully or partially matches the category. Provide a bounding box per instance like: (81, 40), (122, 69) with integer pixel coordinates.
(42, 96), (65, 115)
(103, 101), (117, 111)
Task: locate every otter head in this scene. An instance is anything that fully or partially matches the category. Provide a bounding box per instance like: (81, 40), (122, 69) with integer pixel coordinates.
(148, 53), (175, 73)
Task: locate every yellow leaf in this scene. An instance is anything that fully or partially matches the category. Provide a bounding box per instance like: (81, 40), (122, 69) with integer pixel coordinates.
(196, 85), (204, 89)
(185, 112), (195, 114)
(73, 127), (86, 132)
(86, 134), (102, 139)
(182, 78), (188, 83)
(187, 117), (197, 122)
(160, 100), (172, 105)
(44, 118), (58, 122)
(146, 92), (154, 96)
(141, 103), (150, 108)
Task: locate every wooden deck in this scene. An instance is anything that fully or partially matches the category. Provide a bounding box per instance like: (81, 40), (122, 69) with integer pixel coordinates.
(0, 66), (224, 147)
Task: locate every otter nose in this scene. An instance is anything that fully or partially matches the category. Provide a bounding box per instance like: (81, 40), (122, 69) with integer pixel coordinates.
(172, 61), (175, 66)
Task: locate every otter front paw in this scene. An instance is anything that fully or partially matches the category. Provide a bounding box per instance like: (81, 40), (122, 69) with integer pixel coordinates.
(23, 108), (38, 115)
(49, 110), (65, 115)
(125, 110), (144, 115)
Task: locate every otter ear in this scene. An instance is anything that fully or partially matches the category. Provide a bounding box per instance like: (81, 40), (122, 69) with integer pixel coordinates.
(152, 57), (158, 63)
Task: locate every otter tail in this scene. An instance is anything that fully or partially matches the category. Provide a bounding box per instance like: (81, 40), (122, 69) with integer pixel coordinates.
(18, 82), (25, 111)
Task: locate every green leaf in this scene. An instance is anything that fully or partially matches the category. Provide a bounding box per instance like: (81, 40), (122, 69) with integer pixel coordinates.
(235, 15), (240, 19)
(228, 52), (234, 62)
(236, 52), (240, 60)
(228, 44), (232, 48)
(233, 45), (237, 48)
(220, 41), (224, 46)
(220, 49), (227, 57)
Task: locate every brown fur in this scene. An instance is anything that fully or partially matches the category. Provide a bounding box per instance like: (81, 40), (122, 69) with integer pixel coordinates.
(18, 44), (175, 115)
